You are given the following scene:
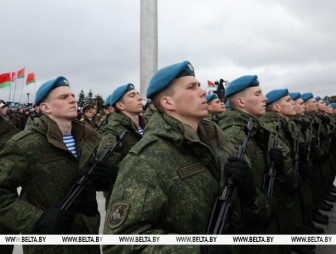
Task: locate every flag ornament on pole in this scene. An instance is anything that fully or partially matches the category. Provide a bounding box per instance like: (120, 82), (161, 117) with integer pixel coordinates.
(208, 80), (216, 90)
(26, 73), (36, 85)
(0, 73), (11, 89)
(17, 68), (25, 79)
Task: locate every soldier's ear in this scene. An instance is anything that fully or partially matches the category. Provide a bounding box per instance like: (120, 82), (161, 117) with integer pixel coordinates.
(39, 103), (51, 114)
(161, 96), (175, 111)
(235, 97), (245, 108)
(115, 102), (125, 111)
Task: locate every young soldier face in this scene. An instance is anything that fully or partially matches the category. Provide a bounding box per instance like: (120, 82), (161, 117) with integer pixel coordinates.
(118, 89), (143, 115)
(305, 98), (318, 112)
(84, 109), (94, 118)
(208, 98), (225, 114)
(293, 98), (306, 116)
(41, 86), (78, 120)
(316, 100), (326, 113)
(169, 75), (208, 120)
(278, 95), (296, 116)
(241, 86), (267, 118)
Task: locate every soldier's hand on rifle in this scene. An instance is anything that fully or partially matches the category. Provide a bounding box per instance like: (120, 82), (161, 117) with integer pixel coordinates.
(225, 156), (256, 205)
(91, 161), (112, 191)
(32, 208), (74, 234)
(269, 148), (284, 173)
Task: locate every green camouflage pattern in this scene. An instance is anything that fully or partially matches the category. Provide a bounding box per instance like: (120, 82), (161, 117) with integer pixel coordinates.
(0, 115), (101, 254)
(103, 112), (236, 254)
(97, 112), (144, 208)
(219, 109), (281, 254)
(261, 112), (304, 235)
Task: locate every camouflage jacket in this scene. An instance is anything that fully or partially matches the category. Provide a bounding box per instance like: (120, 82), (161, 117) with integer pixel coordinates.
(0, 115), (101, 254)
(0, 116), (19, 149)
(103, 112), (234, 254)
(261, 112), (304, 233)
(218, 109), (274, 232)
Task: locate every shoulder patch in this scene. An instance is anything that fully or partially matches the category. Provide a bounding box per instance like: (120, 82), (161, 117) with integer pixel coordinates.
(107, 203), (130, 230)
(103, 137), (117, 149)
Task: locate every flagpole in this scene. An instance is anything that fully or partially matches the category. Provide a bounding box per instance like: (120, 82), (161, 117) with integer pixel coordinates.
(19, 77), (24, 103)
(12, 78), (17, 102)
(9, 81), (12, 101)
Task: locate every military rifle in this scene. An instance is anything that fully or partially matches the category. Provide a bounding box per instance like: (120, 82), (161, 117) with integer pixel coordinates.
(293, 117), (302, 176)
(263, 118), (281, 197)
(206, 118), (254, 235)
(60, 130), (128, 210)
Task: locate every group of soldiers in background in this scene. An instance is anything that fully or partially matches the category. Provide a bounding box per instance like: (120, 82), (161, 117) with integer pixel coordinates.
(1, 60), (336, 254)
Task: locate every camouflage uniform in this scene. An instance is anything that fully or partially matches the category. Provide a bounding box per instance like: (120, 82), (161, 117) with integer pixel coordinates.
(0, 115), (101, 254)
(218, 109), (281, 254)
(97, 112), (144, 208)
(0, 116), (19, 254)
(261, 112), (304, 235)
(103, 112), (235, 254)
(143, 106), (156, 122)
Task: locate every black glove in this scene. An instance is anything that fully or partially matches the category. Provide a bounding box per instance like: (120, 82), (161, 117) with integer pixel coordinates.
(269, 148), (284, 174)
(91, 161), (112, 191)
(33, 208), (74, 234)
(224, 156), (256, 204)
(299, 142), (308, 161)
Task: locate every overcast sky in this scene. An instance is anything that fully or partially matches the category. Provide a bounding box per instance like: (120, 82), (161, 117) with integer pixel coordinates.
(1, 0), (335, 104)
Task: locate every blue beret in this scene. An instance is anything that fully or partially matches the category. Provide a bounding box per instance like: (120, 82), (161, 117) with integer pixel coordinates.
(265, 88), (289, 106)
(35, 76), (69, 105)
(104, 94), (113, 107)
(146, 60), (195, 99)
(324, 100), (330, 105)
(289, 92), (301, 101)
(205, 93), (218, 102)
(110, 83), (135, 106)
(315, 96), (322, 102)
(225, 101), (230, 109)
(301, 93), (314, 102)
(331, 103), (336, 108)
(225, 75), (259, 97)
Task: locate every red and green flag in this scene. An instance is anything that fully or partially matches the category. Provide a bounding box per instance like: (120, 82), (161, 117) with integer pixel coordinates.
(26, 73), (36, 85)
(11, 72), (17, 82)
(0, 73), (11, 89)
(208, 80), (216, 90)
(17, 67), (25, 79)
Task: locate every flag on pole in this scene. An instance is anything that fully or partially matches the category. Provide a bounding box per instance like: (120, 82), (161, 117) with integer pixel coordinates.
(17, 68), (25, 79)
(208, 80), (216, 90)
(0, 73), (11, 89)
(11, 72), (17, 82)
(26, 73), (36, 85)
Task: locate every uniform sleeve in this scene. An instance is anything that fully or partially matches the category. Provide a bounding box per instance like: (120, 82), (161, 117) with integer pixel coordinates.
(103, 154), (201, 254)
(0, 141), (43, 233)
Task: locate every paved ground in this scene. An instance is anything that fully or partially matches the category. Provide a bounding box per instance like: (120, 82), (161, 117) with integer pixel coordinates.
(13, 191), (336, 254)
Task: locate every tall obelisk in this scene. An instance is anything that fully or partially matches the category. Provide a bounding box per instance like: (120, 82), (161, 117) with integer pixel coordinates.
(140, 0), (158, 100)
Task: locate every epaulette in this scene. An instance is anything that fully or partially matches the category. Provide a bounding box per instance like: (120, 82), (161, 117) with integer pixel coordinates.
(11, 129), (35, 142)
(129, 135), (158, 155)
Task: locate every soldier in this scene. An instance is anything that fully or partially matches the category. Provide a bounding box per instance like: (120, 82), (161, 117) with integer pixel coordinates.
(143, 98), (156, 122)
(80, 104), (95, 129)
(97, 83), (145, 208)
(262, 89), (314, 254)
(96, 94), (115, 134)
(204, 93), (226, 124)
(301, 93), (330, 226)
(0, 116), (19, 254)
(218, 75), (282, 254)
(0, 76), (110, 254)
(103, 61), (260, 254)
